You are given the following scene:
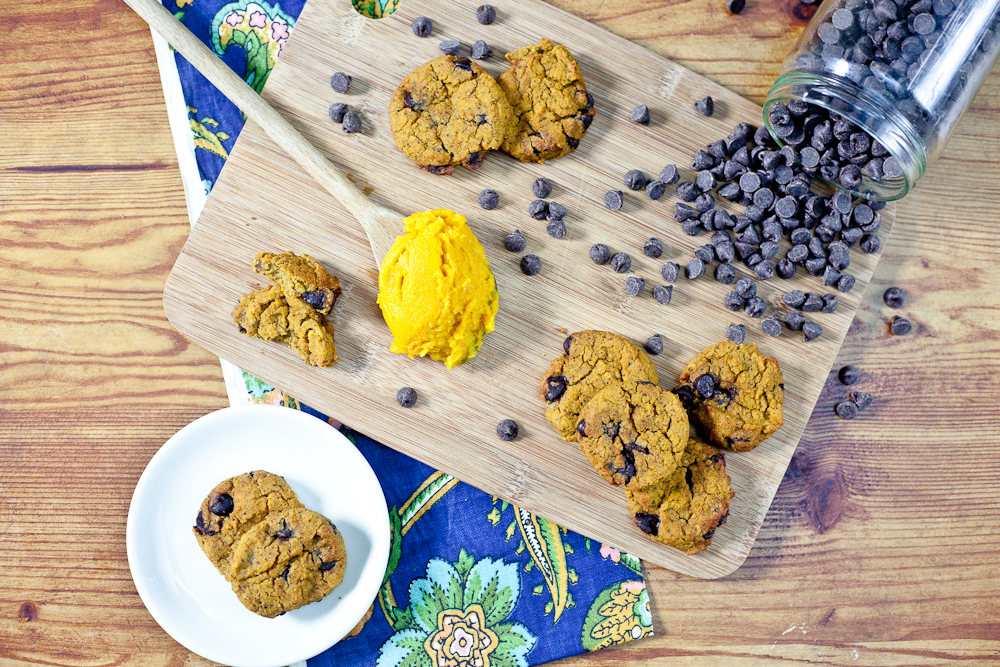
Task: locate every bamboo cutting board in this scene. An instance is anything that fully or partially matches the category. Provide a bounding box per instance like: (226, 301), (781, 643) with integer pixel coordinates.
(163, 0), (894, 578)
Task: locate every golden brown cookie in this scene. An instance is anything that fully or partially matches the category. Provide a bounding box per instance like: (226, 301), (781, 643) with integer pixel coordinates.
(626, 434), (733, 555)
(389, 55), (515, 174)
(229, 507), (347, 618)
(193, 470), (304, 577)
(540, 331), (659, 441)
(253, 251), (341, 314)
(675, 341), (783, 452)
(497, 38), (594, 163)
(232, 287), (338, 367)
(575, 381), (689, 489)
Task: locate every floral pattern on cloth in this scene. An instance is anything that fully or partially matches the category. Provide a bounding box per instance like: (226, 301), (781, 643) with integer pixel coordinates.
(163, 1), (654, 663)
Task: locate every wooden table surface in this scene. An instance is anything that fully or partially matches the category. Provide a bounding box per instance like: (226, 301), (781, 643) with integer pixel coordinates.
(1, 0), (997, 665)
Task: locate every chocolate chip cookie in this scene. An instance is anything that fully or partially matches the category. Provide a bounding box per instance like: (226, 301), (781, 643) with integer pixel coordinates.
(229, 507), (347, 618)
(497, 38), (594, 163)
(540, 331), (659, 441)
(674, 341), (784, 452)
(389, 55), (515, 174)
(193, 470), (304, 576)
(575, 381), (690, 489)
(232, 286), (338, 367)
(626, 434), (733, 555)
(253, 251), (342, 314)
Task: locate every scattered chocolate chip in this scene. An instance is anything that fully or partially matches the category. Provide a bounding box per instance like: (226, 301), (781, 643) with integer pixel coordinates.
(889, 315), (912, 335)
(802, 320), (823, 342)
(328, 102), (348, 123)
(661, 262), (680, 283)
(644, 334), (664, 355)
(476, 4), (496, 24)
(850, 390), (874, 410)
(471, 39), (493, 59)
(659, 164), (680, 184)
(694, 96), (715, 117)
(479, 188), (499, 210)
(520, 254), (542, 276)
(625, 276), (645, 296)
(685, 257), (706, 280)
(411, 16), (433, 37)
(504, 230), (526, 252)
(496, 419), (518, 441)
(532, 177), (552, 198)
(630, 104), (650, 125)
(342, 111), (362, 133)
(727, 0), (745, 14)
(330, 72), (352, 93)
(715, 262), (736, 284)
(396, 387), (417, 407)
(645, 180), (666, 200)
(838, 365), (860, 385)
(835, 400), (859, 420)
(642, 238), (663, 258)
(209, 494), (234, 516)
(610, 252), (632, 273)
(546, 219), (567, 239)
(837, 274), (856, 293)
(604, 190), (624, 211)
(761, 316), (782, 337)
(590, 243), (611, 265)
(528, 199), (549, 220)
(439, 39), (461, 55)
(744, 295), (767, 318)
(822, 293), (839, 313)
(785, 309), (805, 331)
(624, 169), (647, 191)
(724, 291), (745, 311)
(735, 277), (757, 299)
(883, 286), (905, 308)
(802, 292), (824, 312)
(726, 323), (746, 344)
(546, 202), (567, 221)
(544, 376), (567, 402)
(653, 284), (673, 304)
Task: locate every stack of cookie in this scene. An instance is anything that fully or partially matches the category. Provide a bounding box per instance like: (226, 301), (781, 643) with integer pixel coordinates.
(540, 333), (784, 555)
(389, 38), (595, 174)
(192, 470), (347, 618)
(232, 251), (342, 367)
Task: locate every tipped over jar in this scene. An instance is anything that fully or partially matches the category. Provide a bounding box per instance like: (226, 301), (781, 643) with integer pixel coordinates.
(764, 0), (1000, 200)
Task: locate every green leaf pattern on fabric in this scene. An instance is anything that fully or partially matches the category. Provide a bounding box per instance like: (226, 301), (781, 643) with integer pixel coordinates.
(211, 0), (294, 94)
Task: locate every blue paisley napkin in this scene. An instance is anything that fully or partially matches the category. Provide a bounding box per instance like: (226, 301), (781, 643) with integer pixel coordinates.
(154, 0), (653, 663)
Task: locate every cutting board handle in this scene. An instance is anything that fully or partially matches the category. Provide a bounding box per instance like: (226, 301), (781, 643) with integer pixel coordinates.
(123, 0), (400, 268)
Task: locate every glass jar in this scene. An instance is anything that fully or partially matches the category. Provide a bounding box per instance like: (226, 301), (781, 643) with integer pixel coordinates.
(764, 0), (1000, 200)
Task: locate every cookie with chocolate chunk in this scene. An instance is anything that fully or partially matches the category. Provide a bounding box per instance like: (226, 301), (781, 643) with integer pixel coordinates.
(674, 341), (783, 452)
(626, 434), (733, 555)
(229, 507), (347, 618)
(540, 331), (658, 441)
(575, 381), (689, 489)
(497, 38), (594, 163)
(232, 286), (338, 367)
(253, 251), (341, 314)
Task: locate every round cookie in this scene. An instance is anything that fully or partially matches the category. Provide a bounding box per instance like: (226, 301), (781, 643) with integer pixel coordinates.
(389, 55), (515, 174)
(575, 381), (690, 489)
(674, 341), (784, 452)
(192, 470), (303, 577)
(229, 507), (347, 618)
(540, 330), (659, 441)
(625, 434), (734, 555)
(497, 38), (594, 163)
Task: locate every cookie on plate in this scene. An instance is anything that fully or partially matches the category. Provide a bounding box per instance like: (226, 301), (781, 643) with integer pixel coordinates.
(253, 251), (342, 314)
(674, 341), (783, 452)
(497, 38), (594, 163)
(229, 507), (347, 618)
(540, 331), (659, 441)
(193, 470), (304, 576)
(232, 286), (338, 367)
(625, 434), (733, 555)
(575, 381), (689, 489)
(389, 55), (515, 174)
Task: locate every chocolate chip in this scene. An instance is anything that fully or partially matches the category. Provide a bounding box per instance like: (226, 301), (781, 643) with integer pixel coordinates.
(715, 263), (736, 284)
(850, 390), (874, 410)
(838, 365), (860, 385)
(645, 180), (666, 200)
(860, 233), (881, 254)
(330, 72), (351, 93)
(735, 277), (757, 299)
(802, 320), (823, 341)
(724, 291), (745, 311)
(575, 420), (588, 438)
(610, 252), (631, 273)
(776, 258), (797, 279)
(590, 243), (611, 265)
(453, 57), (472, 71)
(761, 316), (782, 337)
(319, 561), (339, 571)
(520, 254), (542, 276)
(479, 189), (499, 210)
(653, 284), (673, 304)
(727, 323), (746, 344)
(342, 111), (362, 133)
(546, 219), (567, 239)
(802, 292), (824, 312)
(502, 230), (526, 253)
(476, 4), (496, 24)
(783, 289), (806, 309)
(695, 245), (716, 263)
(496, 419), (518, 441)
(785, 309), (805, 331)
(546, 202), (567, 221)
(274, 524), (293, 540)
(604, 190), (624, 211)
(644, 334), (664, 355)
(411, 16), (433, 37)
(744, 295), (767, 318)
(837, 274), (856, 293)
(544, 376), (567, 402)
(624, 170), (647, 191)
(835, 400), (859, 419)
(727, 0), (745, 14)
(883, 286), (905, 308)
(532, 177), (552, 198)
(685, 257), (706, 280)
(528, 199), (549, 220)
(194, 512), (216, 536)
(889, 315), (912, 335)
(328, 102), (348, 123)
(694, 96), (715, 117)
(396, 387), (417, 407)
(209, 493), (234, 516)
(625, 276), (645, 296)
(677, 182), (699, 202)
(659, 164), (680, 184)
(637, 238), (663, 259)
(439, 39), (461, 55)
(635, 512), (660, 535)
(661, 261), (680, 283)
(471, 39), (493, 59)
(694, 374), (716, 398)
(563, 336), (574, 355)
(630, 104), (650, 125)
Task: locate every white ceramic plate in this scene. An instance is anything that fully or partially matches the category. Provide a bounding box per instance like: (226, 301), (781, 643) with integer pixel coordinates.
(126, 405), (390, 667)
